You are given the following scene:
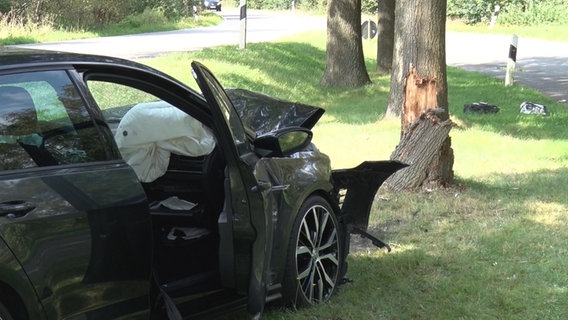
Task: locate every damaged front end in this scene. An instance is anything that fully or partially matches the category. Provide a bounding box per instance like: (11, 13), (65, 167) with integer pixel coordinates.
(332, 161), (407, 252)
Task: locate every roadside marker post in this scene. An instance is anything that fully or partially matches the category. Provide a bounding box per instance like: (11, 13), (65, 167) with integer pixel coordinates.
(239, 0), (247, 49)
(489, 5), (500, 28)
(505, 34), (518, 86)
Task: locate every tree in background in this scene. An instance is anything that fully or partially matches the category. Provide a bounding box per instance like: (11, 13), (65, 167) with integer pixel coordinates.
(375, 0), (394, 76)
(0, 0), (195, 29)
(386, 0), (454, 191)
(320, 0), (370, 88)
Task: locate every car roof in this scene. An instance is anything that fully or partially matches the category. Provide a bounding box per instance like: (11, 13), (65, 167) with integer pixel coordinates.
(0, 46), (212, 120)
(0, 46), (157, 73)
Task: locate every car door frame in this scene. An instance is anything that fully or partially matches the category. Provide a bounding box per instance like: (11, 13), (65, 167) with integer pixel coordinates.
(191, 61), (272, 316)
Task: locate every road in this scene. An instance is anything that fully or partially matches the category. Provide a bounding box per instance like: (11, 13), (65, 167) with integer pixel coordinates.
(13, 9), (567, 106)
(13, 10), (325, 59)
(446, 32), (568, 106)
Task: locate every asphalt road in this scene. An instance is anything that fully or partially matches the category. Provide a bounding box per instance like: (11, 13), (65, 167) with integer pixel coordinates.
(446, 32), (568, 107)
(13, 9), (567, 106)
(14, 10), (326, 59)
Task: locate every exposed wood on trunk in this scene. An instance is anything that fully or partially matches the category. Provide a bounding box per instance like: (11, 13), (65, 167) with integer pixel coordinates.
(402, 66), (439, 133)
(386, 64), (453, 190)
(387, 109), (453, 191)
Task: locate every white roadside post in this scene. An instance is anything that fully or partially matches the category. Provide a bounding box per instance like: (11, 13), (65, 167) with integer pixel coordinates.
(239, 0), (247, 49)
(489, 5), (500, 28)
(505, 34), (518, 86)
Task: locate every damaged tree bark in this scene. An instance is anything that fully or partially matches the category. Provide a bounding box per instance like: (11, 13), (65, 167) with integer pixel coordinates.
(387, 67), (454, 191)
(388, 106), (453, 191)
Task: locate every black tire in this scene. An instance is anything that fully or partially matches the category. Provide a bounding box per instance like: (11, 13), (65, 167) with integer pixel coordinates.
(282, 195), (343, 308)
(0, 302), (14, 320)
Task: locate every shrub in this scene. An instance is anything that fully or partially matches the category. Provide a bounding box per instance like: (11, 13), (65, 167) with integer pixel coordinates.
(448, 0), (568, 25)
(447, 0), (498, 24)
(121, 8), (170, 28)
(498, 1), (568, 25)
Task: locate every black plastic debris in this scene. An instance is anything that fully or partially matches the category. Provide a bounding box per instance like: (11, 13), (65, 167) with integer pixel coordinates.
(463, 102), (500, 113)
(519, 101), (549, 116)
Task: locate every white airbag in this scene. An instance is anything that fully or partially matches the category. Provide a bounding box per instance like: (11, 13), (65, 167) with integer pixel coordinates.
(114, 101), (216, 182)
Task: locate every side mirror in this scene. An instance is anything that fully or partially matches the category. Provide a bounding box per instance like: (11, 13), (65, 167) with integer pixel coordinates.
(253, 127), (313, 157)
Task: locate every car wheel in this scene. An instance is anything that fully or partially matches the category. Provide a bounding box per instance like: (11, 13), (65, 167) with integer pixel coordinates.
(0, 302), (14, 320)
(282, 195), (343, 307)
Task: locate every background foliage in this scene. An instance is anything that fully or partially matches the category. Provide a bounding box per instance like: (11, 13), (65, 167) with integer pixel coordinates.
(2, 0), (568, 27)
(448, 0), (568, 25)
(0, 0), (200, 28)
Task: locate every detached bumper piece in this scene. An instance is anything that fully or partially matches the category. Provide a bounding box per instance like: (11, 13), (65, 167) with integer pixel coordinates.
(332, 161), (407, 229)
(332, 161), (407, 252)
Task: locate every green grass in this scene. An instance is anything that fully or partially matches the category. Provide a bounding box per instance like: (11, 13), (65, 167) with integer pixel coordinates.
(141, 30), (568, 319)
(447, 19), (568, 42)
(0, 11), (222, 45)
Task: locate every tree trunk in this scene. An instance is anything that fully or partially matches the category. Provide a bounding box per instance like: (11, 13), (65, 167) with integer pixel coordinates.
(376, 0), (395, 75)
(387, 109), (453, 191)
(385, 0), (454, 190)
(321, 0), (371, 88)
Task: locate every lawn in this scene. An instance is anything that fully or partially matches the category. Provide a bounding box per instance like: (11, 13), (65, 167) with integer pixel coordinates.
(140, 30), (568, 319)
(0, 11), (222, 45)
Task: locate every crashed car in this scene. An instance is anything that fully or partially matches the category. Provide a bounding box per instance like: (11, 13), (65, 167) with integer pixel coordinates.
(0, 47), (405, 319)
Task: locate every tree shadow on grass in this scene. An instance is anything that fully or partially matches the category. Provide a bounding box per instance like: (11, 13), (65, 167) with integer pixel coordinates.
(456, 167), (568, 208)
(344, 230), (567, 319)
(343, 166), (568, 318)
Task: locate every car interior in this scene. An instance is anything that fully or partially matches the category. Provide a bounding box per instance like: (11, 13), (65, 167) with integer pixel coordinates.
(103, 100), (231, 309)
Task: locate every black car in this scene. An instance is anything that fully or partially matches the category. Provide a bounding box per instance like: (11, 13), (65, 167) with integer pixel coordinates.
(203, 0), (221, 11)
(0, 47), (405, 319)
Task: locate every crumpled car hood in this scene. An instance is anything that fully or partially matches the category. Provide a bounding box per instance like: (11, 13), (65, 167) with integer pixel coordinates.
(226, 88), (325, 136)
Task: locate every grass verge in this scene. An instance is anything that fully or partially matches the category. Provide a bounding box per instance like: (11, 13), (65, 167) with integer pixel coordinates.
(0, 11), (222, 45)
(447, 19), (568, 42)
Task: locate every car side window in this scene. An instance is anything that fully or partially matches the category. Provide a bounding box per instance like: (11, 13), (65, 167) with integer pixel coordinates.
(86, 80), (161, 135)
(0, 70), (107, 171)
(86, 80), (216, 183)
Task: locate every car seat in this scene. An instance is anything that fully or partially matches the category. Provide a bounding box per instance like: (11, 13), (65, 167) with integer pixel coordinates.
(0, 86), (57, 169)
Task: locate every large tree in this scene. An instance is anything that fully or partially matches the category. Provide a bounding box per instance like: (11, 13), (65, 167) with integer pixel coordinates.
(386, 0), (454, 190)
(321, 0), (370, 88)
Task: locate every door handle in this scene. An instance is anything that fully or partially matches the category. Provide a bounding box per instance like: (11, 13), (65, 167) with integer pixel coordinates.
(252, 180), (289, 192)
(0, 200), (36, 218)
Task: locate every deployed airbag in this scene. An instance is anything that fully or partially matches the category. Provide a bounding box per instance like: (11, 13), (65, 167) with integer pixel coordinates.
(115, 101), (216, 182)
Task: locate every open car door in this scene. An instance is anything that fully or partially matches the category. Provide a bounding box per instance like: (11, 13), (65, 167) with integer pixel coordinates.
(191, 61), (271, 316)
